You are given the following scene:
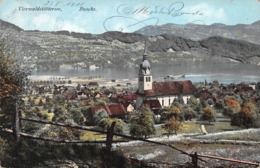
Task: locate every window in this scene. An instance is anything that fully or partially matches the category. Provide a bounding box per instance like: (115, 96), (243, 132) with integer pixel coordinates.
(146, 76), (150, 82)
(162, 97), (164, 106)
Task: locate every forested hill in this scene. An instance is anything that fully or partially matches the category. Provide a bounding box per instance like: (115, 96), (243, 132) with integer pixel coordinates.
(0, 19), (260, 66)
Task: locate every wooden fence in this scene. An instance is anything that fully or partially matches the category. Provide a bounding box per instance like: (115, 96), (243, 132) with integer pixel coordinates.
(3, 114), (260, 168)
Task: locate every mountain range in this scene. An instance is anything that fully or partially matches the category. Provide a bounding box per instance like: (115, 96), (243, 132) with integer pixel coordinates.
(0, 19), (260, 68)
(135, 21), (260, 45)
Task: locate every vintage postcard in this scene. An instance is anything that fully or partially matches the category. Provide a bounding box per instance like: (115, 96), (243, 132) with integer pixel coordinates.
(0, 0), (260, 167)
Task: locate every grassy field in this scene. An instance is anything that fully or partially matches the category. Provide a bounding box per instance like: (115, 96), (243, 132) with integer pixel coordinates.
(155, 121), (242, 136)
(198, 128), (260, 141)
(204, 121), (242, 133)
(80, 121), (243, 140)
(80, 131), (107, 141)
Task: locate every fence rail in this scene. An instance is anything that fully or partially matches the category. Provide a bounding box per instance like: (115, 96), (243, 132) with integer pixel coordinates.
(4, 116), (260, 167)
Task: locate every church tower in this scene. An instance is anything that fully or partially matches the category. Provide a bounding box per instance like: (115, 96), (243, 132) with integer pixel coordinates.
(138, 48), (153, 94)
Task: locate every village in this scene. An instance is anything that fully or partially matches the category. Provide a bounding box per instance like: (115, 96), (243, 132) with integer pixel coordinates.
(20, 51), (260, 141)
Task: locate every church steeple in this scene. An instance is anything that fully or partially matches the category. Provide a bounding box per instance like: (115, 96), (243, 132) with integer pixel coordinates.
(138, 44), (153, 94)
(143, 45), (148, 60)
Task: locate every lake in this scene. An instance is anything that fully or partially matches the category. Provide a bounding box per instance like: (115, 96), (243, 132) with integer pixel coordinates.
(30, 62), (260, 84)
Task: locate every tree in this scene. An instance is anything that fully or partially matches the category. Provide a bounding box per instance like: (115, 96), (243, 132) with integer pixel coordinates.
(129, 106), (155, 138)
(224, 98), (241, 116)
(231, 101), (257, 128)
(69, 107), (85, 125)
(183, 107), (197, 121)
(201, 106), (216, 124)
(92, 109), (109, 126)
(162, 118), (183, 137)
(52, 106), (71, 123)
(204, 79), (208, 86)
(0, 42), (29, 132)
(162, 104), (184, 122)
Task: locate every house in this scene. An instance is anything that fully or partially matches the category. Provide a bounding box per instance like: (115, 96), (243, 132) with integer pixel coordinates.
(126, 103), (135, 113)
(64, 90), (78, 100)
(106, 103), (127, 118)
(234, 85), (255, 94)
(93, 91), (101, 99)
(143, 99), (162, 114)
(195, 89), (213, 101)
(90, 103), (127, 118)
(53, 89), (62, 95)
(117, 94), (137, 112)
(117, 94), (137, 104)
(136, 49), (197, 109)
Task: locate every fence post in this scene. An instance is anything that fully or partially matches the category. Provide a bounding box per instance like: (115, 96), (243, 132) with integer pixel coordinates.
(14, 101), (22, 146)
(106, 121), (116, 152)
(103, 121), (116, 168)
(192, 152), (198, 168)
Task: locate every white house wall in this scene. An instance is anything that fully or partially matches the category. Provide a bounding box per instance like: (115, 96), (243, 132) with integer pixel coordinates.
(183, 95), (190, 104)
(127, 104), (135, 112)
(147, 95), (192, 107)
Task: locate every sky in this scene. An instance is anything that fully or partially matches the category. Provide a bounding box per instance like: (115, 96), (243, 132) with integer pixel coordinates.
(0, 0), (260, 34)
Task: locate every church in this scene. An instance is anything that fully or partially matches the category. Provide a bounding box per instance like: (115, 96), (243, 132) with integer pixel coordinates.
(136, 49), (197, 109)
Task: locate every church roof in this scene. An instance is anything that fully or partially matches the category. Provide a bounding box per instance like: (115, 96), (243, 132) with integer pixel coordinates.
(138, 80), (197, 96)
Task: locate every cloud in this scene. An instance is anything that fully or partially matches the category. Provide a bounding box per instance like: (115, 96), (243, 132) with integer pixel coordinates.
(59, 22), (85, 33)
(32, 14), (56, 28)
(32, 14), (85, 32)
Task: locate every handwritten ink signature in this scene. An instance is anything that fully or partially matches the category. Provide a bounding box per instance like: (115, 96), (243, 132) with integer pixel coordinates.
(43, 1), (85, 7)
(103, 16), (159, 32)
(117, 2), (202, 17)
(103, 1), (203, 32)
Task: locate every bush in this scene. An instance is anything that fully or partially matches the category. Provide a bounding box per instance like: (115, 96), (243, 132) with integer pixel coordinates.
(69, 108), (85, 125)
(99, 118), (124, 134)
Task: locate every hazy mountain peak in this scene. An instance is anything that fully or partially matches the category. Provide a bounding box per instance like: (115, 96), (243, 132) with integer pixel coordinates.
(135, 20), (260, 45)
(0, 19), (23, 31)
(252, 20), (260, 25)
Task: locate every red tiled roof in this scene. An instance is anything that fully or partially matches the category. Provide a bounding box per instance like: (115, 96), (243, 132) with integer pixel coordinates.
(123, 94), (137, 100)
(106, 103), (127, 116)
(90, 103), (127, 117)
(90, 106), (106, 112)
(143, 99), (162, 109)
(198, 89), (213, 100)
(139, 80), (197, 96)
(118, 94), (137, 101)
(235, 86), (254, 93)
